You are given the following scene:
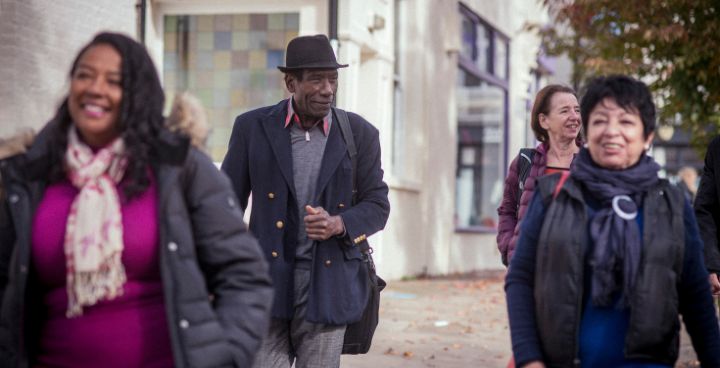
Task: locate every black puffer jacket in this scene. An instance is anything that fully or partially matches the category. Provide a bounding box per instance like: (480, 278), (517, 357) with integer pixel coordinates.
(696, 136), (720, 273)
(0, 126), (273, 367)
(532, 174), (685, 367)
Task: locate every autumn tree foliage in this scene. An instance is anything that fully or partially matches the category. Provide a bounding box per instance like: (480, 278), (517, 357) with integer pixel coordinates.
(532, 0), (720, 151)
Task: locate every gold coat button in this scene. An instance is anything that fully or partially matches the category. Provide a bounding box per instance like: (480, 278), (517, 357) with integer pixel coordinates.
(276, 220), (284, 229)
(268, 192), (275, 199)
(271, 251), (279, 258)
(338, 203), (345, 208)
(324, 260), (332, 267)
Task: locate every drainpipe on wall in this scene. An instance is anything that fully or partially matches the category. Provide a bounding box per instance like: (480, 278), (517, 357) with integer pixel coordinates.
(136, 0), (147, 44)
(329, 0), (339, 106)
(329, 0), (339, 54)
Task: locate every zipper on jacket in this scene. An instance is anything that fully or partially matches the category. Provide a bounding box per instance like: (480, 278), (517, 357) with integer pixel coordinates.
(7, 185), (28, 366)
(159, 166), (186, 368)
(572, 200), (585, 368)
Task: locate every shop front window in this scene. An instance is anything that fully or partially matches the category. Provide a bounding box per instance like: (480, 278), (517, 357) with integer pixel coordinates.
(456, 5), (509, 231)
(456, 70), (506, 229)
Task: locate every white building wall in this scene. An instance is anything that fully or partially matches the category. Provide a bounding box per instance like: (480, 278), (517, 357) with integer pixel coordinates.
(0, 0), (137, 137)
(0, 0), (559, 280)
(412, 1), (460, 277)
(506, 0), (550, 160)
(369, 0), (555, 278)
(335, 0), (397, 274)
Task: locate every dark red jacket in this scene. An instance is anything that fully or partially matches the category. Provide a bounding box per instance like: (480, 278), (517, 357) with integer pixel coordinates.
(497, 143), (548, 265)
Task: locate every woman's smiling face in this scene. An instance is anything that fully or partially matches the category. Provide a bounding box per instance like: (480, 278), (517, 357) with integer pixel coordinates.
(586, 98), (654, 170)
(68, 43), (123, 148)
(539, 92), (581, 144)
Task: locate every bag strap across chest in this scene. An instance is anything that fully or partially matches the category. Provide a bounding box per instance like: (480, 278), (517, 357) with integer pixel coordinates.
(516, 148), (535, 214)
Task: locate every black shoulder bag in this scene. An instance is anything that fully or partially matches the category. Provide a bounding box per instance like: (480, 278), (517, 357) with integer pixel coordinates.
(333, 108), (386, 355)
(515, 148), (535, 215)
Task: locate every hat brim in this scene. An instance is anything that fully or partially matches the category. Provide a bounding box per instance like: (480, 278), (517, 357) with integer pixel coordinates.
(277, 62), (349, 72)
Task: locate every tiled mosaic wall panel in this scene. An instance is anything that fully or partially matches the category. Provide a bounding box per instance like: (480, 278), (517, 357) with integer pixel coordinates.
(163, 13), (299, 161)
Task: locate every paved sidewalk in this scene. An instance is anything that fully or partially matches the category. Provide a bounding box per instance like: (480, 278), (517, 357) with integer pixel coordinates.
(341, 272), (701, 368)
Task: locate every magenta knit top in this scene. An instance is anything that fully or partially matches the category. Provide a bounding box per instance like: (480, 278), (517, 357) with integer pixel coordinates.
(30, 178), (174, 367)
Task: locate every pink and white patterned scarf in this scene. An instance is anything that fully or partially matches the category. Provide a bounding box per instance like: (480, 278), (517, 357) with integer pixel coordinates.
(64, 127), (128, 317)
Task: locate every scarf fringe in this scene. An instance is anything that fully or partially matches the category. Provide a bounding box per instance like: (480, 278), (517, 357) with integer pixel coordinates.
(66, 251), (127, 318)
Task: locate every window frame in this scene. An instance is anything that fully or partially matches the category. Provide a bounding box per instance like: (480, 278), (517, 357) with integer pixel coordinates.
(455, 3), (511, 233)
(391, 0), (406, 179)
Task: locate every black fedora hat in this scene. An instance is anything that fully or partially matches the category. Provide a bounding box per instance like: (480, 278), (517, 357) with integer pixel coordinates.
(277, 34), (348, 72)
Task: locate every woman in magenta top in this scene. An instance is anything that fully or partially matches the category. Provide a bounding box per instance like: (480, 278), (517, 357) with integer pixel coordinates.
(497, 84), (582, 265)
(0, 32), (273, 367)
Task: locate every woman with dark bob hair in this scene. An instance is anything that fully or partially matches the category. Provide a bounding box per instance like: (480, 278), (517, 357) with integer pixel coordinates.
(505, 75), (720, 367)
(0, 32), (273, 367)
(497, 84), (582, 265)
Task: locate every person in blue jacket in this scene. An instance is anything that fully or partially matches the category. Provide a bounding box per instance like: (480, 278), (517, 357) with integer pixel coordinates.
(505, 75), (720, 368)
(221, 34), (390, 368)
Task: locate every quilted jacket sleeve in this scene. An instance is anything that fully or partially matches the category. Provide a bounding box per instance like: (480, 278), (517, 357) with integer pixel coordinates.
(497, 155), (521, 265)
(183, 149), (273, 366)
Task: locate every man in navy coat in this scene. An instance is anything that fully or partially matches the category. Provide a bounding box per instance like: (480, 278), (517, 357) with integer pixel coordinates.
(221, 34), (390, 367)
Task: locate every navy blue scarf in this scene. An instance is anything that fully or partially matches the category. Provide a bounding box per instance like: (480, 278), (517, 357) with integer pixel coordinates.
(570, 148), (660, 307)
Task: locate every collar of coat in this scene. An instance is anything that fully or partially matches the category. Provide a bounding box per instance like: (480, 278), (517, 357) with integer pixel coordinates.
(0, 129), (35, 160)
(284, 97), (331, 136)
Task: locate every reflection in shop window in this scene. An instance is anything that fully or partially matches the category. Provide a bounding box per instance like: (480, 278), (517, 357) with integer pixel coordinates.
(475, 25), (490, 74)
(456, 5), (509, 231)
(455, 68), (506, 230)
(163, 13), (299, 161)
(494, 35), (508, 80)
(461, 16), (475, 62)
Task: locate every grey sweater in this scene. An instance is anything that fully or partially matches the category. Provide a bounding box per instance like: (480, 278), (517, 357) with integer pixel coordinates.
(290, 122), (329, 260)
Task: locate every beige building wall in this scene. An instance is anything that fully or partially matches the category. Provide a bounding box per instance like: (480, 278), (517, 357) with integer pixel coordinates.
(0, 0), (557, 280)
(334, 0), (401, 276)
(395, 0), (460, 277)
(0, 0), (137, 137)
(359, 0), (554, 279)
(143, 0), (556, 279)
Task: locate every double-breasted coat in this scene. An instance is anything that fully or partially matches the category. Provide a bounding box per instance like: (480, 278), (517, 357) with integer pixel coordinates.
(221, 99), (390, 325)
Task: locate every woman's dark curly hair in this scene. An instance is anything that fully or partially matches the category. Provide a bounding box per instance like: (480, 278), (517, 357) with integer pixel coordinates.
(46, 32), (165, 200)
(580, 75), (656, 138)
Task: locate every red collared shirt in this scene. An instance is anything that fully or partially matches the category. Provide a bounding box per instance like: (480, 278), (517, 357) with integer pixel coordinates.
(284, 98), (331, 135)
